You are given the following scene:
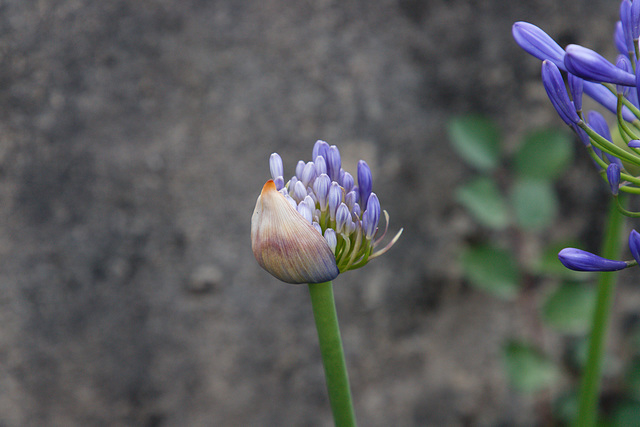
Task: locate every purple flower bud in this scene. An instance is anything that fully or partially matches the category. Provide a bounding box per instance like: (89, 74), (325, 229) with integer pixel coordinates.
(274, 176), (284, 191)
(633, 0), (640, 40)
(583, 81), (637, 122)
(297, 201), (313, 223)
(357, 160), (373, 208)
(303, 195), (316, 211)
(615, 21), (628, 56)
(326, 145), (342, 182)
(541, 60), (581, 125)
(314, 155), (327, 176)
(568, 74), (584, 112)
(565, 44), (636, 86)
(293, 180), (307, 203)
(512, 22), (566, 70)
(362, 193), (380, 239)
(353, 202), (361, 219)
(336, 203), (350, 234)
(313, 221), (322, 235)
(313, 174), (331, 210)
(284, 194), (297, 209)
(270, 153), (283, 180)
(295, 160), (305, 179)
(629, 140), (640, 148)
(558, 248), (628, 271)
(621, 0), (635, 53)
(300, 161), (316, 187)
(312, 140), (330, 161)
(324, 228), (337, 254)
(344, 218), (356, 235)
(629, 229), (640, 264)
(328, 181), (342, 220)
(587, 110), (612, 141)
(342, 171), (354, 193)
(345, 190), (357, 212)
(607, 163), (621, 195)
(617, 55), (633, 95)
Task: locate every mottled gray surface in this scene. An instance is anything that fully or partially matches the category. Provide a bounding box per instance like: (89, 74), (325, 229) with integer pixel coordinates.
(1, 0), (638, 426)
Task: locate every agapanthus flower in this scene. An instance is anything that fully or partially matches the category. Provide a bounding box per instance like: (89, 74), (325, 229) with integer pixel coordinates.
(251, 140), (402, 284)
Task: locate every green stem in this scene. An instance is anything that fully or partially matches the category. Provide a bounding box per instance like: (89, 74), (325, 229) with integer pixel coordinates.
(574, 196), (626, 427)
(308, 281), (356, 427)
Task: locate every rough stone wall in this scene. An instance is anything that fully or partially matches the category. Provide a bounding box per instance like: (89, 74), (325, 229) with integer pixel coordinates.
(0, 0), (635, 426)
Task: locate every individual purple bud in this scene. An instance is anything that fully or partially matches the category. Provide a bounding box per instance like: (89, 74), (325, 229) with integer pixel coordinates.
(297, 201), (313, 223)
(615, 21), (628, 56)
(357, 160), (373, 208)
(629, 229), (640, 264)
(345, 190), (357, 212)
(558, 248), (628, 271)
(313, 174), (331, 210)
(621, 0), (635, 54)
(295, 160), (305, 179)
(342, 171), (354, 193)
(352, 203), (361, 219)
(607, 163), (621, 195)
(512, 22), (566, 70)
(587, 110), (612, 141)
(583, 81), (637, 122)
(326, 145), (342, 182)
(633, 0), (640, 40)
(303, 195), (316, 212)
(307, 188), (318, 205)
(312, 140), (330, 161)
(313, 221), (322, 235)
(564, 44), (636, 86)
(314, 155), (327, 176)
(362, 193), (380, 239)
(541, 60), (581, 125)
(324, 228), (337, 254)
(328, 181), (342, 220)
(335, 203), (350, 234)
(300, 162), (316, 187)
(274, 176), (285, 190)
(269, 153), (283, 180)
(293, 180), (308, 203)
(568, 74), (584, 112)
(344, 218), (356, 235)
(629, 139), (640, 148)
(617, 55), (633, 95)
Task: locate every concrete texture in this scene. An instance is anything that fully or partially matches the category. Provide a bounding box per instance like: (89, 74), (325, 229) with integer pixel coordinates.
(1, 0), (638, 425)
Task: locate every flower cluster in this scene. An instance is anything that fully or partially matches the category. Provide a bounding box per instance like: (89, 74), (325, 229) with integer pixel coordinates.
(513, 3), (640, 272)
(251, 140), (402, 284)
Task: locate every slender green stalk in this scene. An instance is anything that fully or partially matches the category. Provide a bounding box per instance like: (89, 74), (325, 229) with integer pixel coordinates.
(574, 197), (626, 427)
(308, 281), (356, 427)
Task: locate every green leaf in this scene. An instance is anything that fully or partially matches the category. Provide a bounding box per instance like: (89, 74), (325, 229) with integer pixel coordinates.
(448, 115), (501, 171)
(503, 340), (559, 393)
(455, 177), (510, 229)
(460, 244), (520, 299)
(513, 128), (573, 180)
(541, 282), (596, 334)
(511, 178), (558, 230)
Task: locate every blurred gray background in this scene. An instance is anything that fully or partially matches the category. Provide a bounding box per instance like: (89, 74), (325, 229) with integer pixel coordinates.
(2, 0), (639, 426)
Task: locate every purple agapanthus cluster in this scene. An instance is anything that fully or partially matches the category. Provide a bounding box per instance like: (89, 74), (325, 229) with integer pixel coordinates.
(268, 140), (402, 274)
(513, 2), (640, 272)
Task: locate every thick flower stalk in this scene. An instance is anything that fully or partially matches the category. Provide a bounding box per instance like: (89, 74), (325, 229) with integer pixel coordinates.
(252, 139), (402, 284)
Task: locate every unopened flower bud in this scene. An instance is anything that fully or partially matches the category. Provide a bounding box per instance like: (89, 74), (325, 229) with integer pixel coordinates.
(558, 247), (628, 271)
(357, 160), (373, 208)
(512, 22), (566, 70)
(362, 193), (380, 239)
(270, 153), (283, 180)
(629, 229), (640, 264)
(251, 180), (339, 284)
(541, 60), (581, 125)
(326, 145), (342, 182)
(564, 44), (636, 86)
(607, 163), (621, 195)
